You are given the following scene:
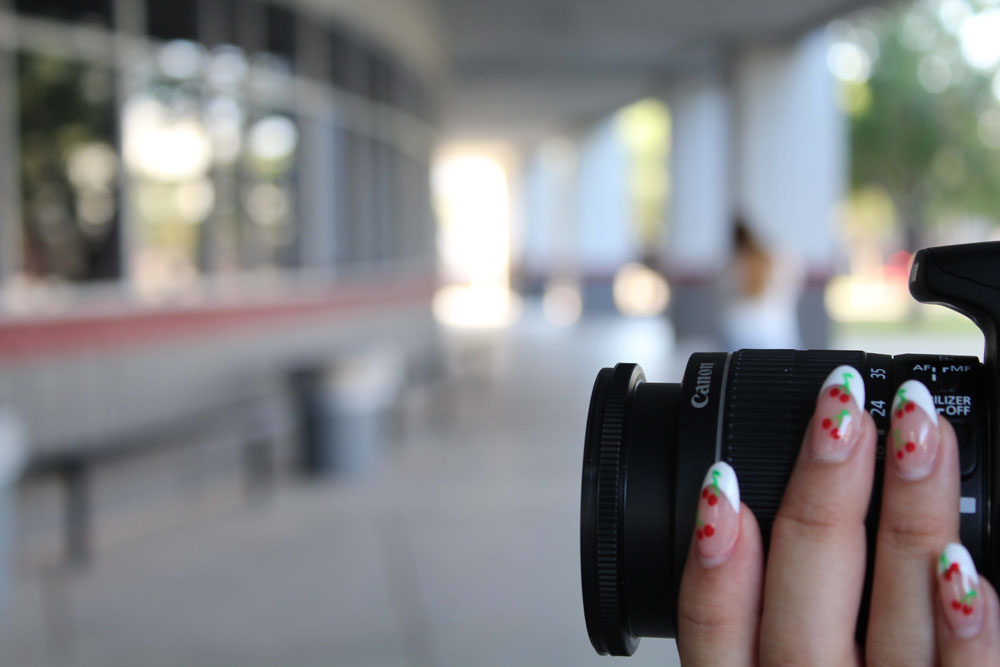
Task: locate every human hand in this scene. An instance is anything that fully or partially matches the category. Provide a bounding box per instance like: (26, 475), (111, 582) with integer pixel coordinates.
(676, 367), (1000, 665)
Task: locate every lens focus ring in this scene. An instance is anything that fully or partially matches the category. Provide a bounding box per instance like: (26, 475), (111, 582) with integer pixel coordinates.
(583, 363), (644, 656)
(595, 368), (627, 623)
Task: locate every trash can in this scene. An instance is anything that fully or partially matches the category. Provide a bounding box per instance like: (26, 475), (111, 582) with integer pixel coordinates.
(0, 409), (25, 613)
(291, 349), (403, 477)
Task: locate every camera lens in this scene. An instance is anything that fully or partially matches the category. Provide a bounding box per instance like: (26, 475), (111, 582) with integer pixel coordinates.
(581, 349), (987, 656)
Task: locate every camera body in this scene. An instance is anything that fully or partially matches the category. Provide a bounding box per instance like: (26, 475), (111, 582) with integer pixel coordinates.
(580, 241), (1000, 656)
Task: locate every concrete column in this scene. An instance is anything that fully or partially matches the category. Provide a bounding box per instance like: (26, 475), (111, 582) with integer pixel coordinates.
(0, 34), (19, 283)
(663, 72), (733, 342)
(576, 116), (633, 311)
(516, 137), (579, 295)
(296, 19), (338, 272)
(114, 0), (146, 284)
(734, 28), (845, 347)
(515, 120), (636, 311)
(297, 117), (339, 271)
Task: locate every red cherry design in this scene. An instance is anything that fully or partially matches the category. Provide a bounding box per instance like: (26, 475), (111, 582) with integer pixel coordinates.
(963, 605), (973, 615)
(702, 488), (709, 499)
(895, 409), (903, 418)
(704, 524), (715, 537)
(944, 570), (953, 581)
(839, 394), (849, 403)
(905, 403), (915, 413)
(949, 563), (960, 574)
(952, 600), (962, 610)
(822, 418), (832, 429)
(697, 529), (703, 540)
(896, 451), (904, 460)
(830, 429), (840, 439)
(905, 442), (915, 452)
(707, 494), (718, 507)
(830, 387), (840, 397)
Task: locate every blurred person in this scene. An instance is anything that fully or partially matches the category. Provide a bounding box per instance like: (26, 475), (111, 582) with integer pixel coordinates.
(720, 218), (803, 350)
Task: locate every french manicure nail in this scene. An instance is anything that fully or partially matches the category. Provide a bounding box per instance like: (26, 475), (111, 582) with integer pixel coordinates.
(889, 379), (939, 480)
(810, 365), (865, 462)
(938, 543), (983, 639)
(695, 461), (740, 567)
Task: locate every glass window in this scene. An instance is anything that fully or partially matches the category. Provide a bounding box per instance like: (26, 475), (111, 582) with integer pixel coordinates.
(123, 40), (217, 294)
(265, 4), (296, 69)
(14, 0), (112, 26)
(241, 110), (301, 270)
(18, 52), (120, 283)
(198, 0), (238, 48)
(328, 23), (352, 90)
(147, 0), (198, 41)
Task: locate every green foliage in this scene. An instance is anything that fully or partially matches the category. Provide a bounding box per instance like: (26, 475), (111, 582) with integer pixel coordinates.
(848, 2), (1000, 232)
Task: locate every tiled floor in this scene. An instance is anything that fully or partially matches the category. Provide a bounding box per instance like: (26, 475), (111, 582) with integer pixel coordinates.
(0, 314), (682, 666)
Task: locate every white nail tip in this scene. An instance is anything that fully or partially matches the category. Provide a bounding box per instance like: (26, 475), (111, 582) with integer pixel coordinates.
(702, 461), (740, 514)
(893, 379), (938, 425)
(940, 542), (979, 593)
(820, 365), (865, 413)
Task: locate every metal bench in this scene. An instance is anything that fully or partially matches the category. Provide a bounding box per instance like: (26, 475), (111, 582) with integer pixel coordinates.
(21, 397), (288, 568)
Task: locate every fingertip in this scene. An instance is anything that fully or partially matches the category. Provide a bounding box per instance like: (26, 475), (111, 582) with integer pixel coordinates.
(934, 547), (1000, 665)
(677, 502), (764, 663)
(739, 503), (763, 554)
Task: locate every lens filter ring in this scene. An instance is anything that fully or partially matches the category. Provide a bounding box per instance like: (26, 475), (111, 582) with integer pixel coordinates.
(581, 362), (644, 656)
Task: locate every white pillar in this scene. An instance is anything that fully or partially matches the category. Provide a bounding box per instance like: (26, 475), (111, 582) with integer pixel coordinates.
(515, 121), (637, 312)
(0, 43), (19, 283)
(576, 115), (633, 279)
(296, 18), (338, 272)
(298, 116), (339, 270)
(734, 28), (844, 268)
(517, 137), (579, 288)
(733, 28), (845, 346)
(664, 72), (733, 340)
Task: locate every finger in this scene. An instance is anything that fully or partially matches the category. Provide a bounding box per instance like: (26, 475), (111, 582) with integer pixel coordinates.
(760, 365), (873, 666)
(867, 379), (959, 664)
(677, 463), (764, 667)
(935, 543), (1000, 666)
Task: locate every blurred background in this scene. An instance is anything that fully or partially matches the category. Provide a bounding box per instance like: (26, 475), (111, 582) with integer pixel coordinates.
(0, 0), (994, 664)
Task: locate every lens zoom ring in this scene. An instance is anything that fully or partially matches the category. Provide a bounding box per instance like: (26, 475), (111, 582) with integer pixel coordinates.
(594, 368), (630, 630)
(723, 350), (865, 535)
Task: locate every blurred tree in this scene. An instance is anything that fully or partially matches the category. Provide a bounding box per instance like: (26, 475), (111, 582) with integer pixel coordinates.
(845, 1), (1000, 248)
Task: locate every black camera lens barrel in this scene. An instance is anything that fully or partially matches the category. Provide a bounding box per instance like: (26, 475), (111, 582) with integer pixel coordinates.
(581, 350), (987, 656)
(582, 364), (683, 655)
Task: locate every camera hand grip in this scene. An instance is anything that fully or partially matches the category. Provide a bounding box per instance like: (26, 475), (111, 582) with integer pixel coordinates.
(910, 241), (1000, 364)
(910, 241), (1000, 582)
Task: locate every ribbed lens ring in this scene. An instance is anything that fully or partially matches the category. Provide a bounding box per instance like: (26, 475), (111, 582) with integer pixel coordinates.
(583, 362), (643, 656)
(722, 350), (866, 535)
(594, 377), (625, 624)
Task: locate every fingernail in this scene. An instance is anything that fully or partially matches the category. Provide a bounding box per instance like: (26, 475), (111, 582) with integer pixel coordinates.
(889, 379), (939, 480)
(695, 461), (740, 567)
(938, 543), (983, 639)
(810, 365), (865, 462)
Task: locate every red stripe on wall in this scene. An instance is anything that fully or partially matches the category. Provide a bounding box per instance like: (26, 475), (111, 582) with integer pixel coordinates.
(0, 277), (435, 362)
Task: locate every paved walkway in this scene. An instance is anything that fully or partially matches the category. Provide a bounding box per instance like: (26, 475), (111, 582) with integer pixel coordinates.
(1, 314), (681, 666)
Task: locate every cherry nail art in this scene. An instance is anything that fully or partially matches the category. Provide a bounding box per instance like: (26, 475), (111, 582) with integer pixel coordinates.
(810, 365), (865, 462)
(694, 461), (740, 567)
(889, 379), (938, 480)
(938, 543), (983, 639)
